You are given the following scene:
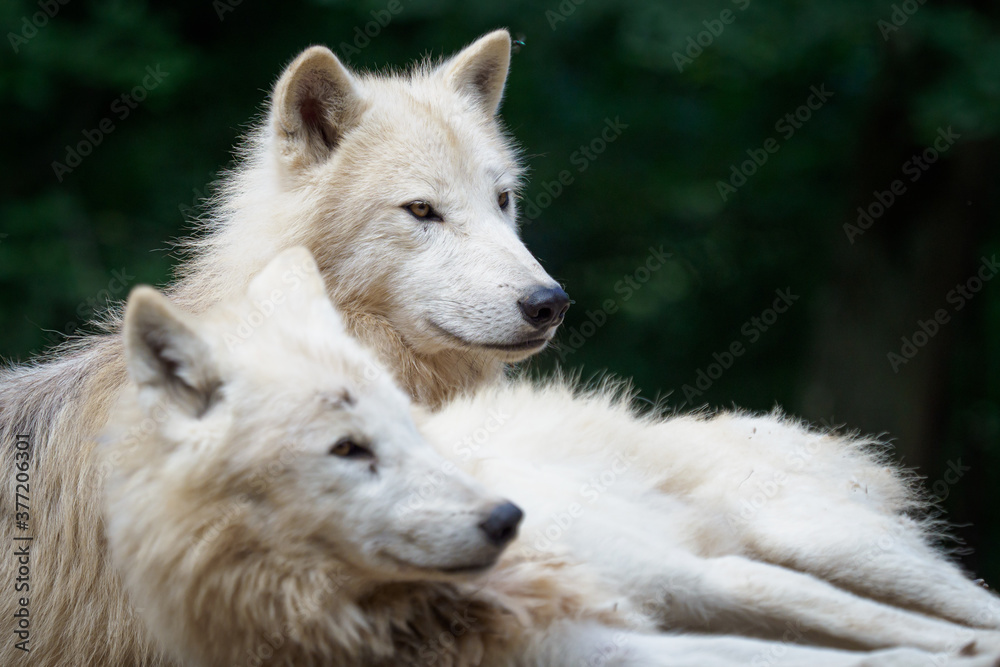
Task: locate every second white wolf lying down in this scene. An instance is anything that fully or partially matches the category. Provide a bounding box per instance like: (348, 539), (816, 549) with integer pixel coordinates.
(105, 248), (995, 667)
(421, 377), (1000, 651)
(419, 379), (1000, 655)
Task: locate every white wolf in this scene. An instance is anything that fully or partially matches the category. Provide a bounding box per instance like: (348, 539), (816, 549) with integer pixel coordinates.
(104, 247), (993, 667)
(2, 27), (998, 664)
(169, 30), (569, 408)
(0, 31), (565, 665)
(422, 384), (1000, 655)
(215, 27), (1000, 653)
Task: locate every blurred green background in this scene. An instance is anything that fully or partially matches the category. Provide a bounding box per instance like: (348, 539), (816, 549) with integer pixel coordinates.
(2, 0), (999, 580)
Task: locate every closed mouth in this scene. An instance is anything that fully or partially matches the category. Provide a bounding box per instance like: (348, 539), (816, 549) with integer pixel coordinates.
(437, 561), (497, 575)
(381, 550), (498, 576)
(482, 338), (549, 352)
(428, 321), (549, 352)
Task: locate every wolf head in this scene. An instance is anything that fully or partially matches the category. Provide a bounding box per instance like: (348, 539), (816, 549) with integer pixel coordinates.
(105, 247), (524, 661)
(175, 31), (569, 405)
(269, 30), (567, 364)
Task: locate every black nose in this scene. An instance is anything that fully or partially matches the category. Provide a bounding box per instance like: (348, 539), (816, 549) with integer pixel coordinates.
(478, 501), (523, 547)
(518, 286), (570, 329)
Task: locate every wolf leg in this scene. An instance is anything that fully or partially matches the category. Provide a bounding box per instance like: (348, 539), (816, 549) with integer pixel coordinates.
(514, 623), (999, 667)
(638, 553), (999, 655)
(648, 411), (1000, 630)
(742, 493), (1000, 630)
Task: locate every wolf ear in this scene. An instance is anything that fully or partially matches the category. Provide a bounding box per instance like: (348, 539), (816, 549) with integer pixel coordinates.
(247, 246), (345, 331)
(271, 46), (364, 165)
(123, 287), (219, 417)
(249, 246), (328, 303)
(441, 29), (511, 115)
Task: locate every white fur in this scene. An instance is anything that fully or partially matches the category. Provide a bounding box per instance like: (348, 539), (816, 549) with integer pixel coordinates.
(3, 30), (999, 666)
(0, 35), (565, 662)
(170, 30), (561, 406)
(105, 248), (999, 667)
(418, 378), (1000, 656)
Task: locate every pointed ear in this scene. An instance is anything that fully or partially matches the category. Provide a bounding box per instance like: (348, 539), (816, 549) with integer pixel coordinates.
(440, 30), (511, 115)
(248, 246), (327, 303)
(123, 287), (220, 417)
(247, 246), (345, 331)
(271, 46), (365, 165)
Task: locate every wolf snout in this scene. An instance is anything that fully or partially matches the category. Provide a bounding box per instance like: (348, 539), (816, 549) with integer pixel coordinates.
(518, 286), (570, 329)
(478, 501), (524, 547)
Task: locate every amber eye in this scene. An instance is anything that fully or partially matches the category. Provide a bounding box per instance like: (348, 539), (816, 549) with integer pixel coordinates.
(498, 190), (511, 210)
(329, 437), (373, 459)
(405, 201), (442, 221)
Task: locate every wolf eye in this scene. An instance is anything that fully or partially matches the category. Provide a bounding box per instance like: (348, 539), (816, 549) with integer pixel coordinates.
(497, 190), (511, 211)
(404, 201), (442, 222)
(329, 437), (373, 460)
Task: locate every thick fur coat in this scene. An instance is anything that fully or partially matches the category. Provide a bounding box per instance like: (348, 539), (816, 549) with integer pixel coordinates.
(103, 249), (998, 667)
(2, 29), (1000, 667)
